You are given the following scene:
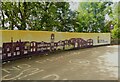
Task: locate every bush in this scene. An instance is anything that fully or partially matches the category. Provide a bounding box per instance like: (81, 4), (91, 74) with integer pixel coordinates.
(111, 25), (120, 39)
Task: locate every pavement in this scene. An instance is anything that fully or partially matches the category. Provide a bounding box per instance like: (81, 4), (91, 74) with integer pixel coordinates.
(1, 45), (119, 80)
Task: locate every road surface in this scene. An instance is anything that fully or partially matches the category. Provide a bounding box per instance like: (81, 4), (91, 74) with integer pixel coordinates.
(2, 45), (119, 80)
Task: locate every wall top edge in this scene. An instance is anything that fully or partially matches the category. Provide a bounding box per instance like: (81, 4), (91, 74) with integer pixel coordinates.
(0, 30), (111, 34)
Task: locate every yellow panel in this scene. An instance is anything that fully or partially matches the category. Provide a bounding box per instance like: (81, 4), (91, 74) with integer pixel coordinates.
(0, 30), (111, 47)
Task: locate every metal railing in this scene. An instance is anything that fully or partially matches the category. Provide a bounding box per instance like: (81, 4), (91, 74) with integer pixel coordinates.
(111, 39), (120, 45)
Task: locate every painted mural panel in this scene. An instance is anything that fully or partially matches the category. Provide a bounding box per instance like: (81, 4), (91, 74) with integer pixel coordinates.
(0, 30), (110, 62)
(1, 30), (110, 47)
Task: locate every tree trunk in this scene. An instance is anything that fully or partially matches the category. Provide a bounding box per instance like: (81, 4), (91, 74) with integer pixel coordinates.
(1, 10), (5, 29)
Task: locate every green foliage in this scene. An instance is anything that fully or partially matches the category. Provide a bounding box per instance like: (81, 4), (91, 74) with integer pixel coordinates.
(1, 2), (78, 32)
(111, 25), (120, 39)
(1, 1), (119, 37)
(77, 2), (113, 33)
(1, 2), (33, 30)
(111, 2), (120, 39)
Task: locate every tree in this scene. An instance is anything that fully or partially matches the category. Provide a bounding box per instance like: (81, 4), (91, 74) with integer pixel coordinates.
(54, 2), (70, 32)
(1, 2), (78, 32)
(1, 2), (33, 30)
(77, 2), (113, 33)
(111, 1), (120, 39)
(28, 2), (58, 31)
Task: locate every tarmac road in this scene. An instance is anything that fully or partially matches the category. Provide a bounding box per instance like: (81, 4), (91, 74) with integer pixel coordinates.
(1, 45), (119, 80)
